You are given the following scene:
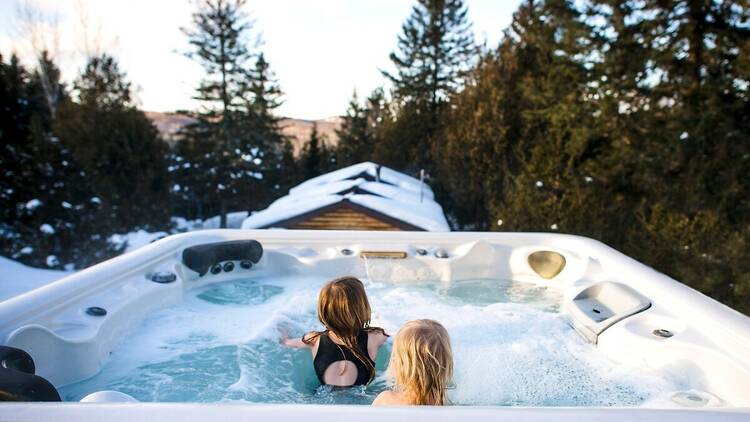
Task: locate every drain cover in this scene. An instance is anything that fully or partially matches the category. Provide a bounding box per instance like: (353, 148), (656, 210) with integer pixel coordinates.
(671, 391), (716, 407)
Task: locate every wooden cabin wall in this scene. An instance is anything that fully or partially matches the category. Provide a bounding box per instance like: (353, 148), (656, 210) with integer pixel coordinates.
(288, 207), (403, 231)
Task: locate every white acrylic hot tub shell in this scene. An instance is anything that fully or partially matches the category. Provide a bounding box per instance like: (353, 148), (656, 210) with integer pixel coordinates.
(0, 230), (749, 421)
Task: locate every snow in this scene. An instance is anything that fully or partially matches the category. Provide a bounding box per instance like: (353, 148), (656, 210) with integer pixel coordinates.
(0, 256), (69, 302)
(242, 195), (342, 229)
(0, 212), (253, 303)
(201, 211), (249, 229)
(0, 164), (446, 303)
(358, 181), (426, 202)
(270, 180), (361, 208)
(290, 161), (432, 198)
(242, 162), (450, 231)
(109, 230), (168, 253)
(349, 193), (449, 232)
(25, 199), (42, 210)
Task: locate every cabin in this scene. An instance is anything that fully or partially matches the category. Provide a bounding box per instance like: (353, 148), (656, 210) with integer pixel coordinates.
(241, 162), (450, 231)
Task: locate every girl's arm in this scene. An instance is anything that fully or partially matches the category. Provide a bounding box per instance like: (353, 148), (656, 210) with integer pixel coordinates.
(367, 329), (389, 360)
(280, 331), (312, 349)
(282, 337), (308, 348)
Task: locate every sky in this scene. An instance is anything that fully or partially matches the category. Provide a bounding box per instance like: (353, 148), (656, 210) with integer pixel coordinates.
(0, 0), (521, 120)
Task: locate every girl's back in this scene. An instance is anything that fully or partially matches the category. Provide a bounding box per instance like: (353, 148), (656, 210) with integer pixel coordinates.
(306, 329), (386, 386)
(281, 277), (388, 387)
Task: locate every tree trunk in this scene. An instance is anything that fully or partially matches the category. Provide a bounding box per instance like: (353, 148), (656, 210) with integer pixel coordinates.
(220, 198), (227, 229)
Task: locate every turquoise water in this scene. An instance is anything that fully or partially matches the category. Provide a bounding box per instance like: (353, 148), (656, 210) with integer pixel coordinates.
(59, 277), (684, 405)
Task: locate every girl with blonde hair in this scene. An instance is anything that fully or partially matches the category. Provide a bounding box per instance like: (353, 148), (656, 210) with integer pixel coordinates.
(282, 276), (388, 386)
(373, 319), (454, 406)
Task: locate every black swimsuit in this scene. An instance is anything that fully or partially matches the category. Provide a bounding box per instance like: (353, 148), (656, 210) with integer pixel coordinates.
(313, 330), (373, 386)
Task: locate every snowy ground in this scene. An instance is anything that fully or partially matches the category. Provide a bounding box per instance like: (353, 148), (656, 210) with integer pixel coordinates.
(0, 213), (249, 303)
(0, 256), (71, 302)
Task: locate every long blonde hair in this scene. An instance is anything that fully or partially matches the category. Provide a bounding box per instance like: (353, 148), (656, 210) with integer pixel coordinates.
(388, 319), (453, 405)
(303, 276), (385, 384)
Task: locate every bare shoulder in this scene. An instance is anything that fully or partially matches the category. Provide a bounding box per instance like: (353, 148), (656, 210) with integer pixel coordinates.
(373, 390), (412, 406)
(302, 332), (321, 348)
(367, 328), (389, 347)
(372, 390), (402, 406)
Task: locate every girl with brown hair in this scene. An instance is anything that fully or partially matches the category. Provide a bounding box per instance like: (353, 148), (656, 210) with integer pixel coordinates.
(281, 276), (389, 386)
(372, 319), (454, 406)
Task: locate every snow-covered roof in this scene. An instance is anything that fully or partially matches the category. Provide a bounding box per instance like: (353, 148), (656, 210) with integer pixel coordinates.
(241, 162), (450, 231)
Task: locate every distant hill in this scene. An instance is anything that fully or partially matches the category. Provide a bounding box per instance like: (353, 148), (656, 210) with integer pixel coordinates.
(145, 111), (341, 156)
(279, 116), (342, 156)
(144, 112), (196, 141)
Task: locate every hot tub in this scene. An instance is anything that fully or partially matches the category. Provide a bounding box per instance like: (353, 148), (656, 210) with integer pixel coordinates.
(0, 230), (748, 421)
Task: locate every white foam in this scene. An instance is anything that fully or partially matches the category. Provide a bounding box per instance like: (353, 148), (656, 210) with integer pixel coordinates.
(61, 277), (687, 406)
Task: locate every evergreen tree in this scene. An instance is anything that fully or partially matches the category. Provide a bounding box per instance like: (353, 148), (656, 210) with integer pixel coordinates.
(301, 123), (328, 179)
(435, 0), (750, 314)
(0, 54), (33, 227)
(0, 52), (119, 269)
(75, 54), (132, 109)
(239, 52), (290, 202)
(274, 137), (302, 196)
(385, 0), (476, 108)
(381, 0), (478, 171)
(585, 0), (750, 310)
(438, 0), (600, 232)
(335, 91), (371, 166)
(177, 0), (288, 225)
(30, 51), (65, 120)
(180, 0), (258, 227)
(302, 123), (322, 180)
(245, 53), (282, 122)
(54, 54), (171, 233)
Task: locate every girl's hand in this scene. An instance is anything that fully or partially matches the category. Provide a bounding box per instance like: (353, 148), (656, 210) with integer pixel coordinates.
(279, 327), (309, 348)
(278, 327), (289, 345)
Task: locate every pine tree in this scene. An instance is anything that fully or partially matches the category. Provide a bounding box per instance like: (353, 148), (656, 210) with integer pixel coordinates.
(385, 0), (477, 109)
(335, 91), (371, 166)
(274, 138), (302, 196)
(245, 53), (282, 123)
(302, 123), (326, 179)
(29, 51), (65, 120)
(585, 0), (750, 310)
(435, 0), (750, 314)
(238, 52), (289, 204)
(382, 0), (478, 172)
(0, 54), (33, 227)
(299, 123), (337, 180)
(75, 54), (132, 109)
(438, 0), (601, 233)
(180, 0), (258, 227)
(53, 54), (171, 234)
(0, 52), (119, 269)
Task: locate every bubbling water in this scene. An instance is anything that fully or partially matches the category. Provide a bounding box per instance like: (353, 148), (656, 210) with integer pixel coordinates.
(60, 276), (686, 405)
